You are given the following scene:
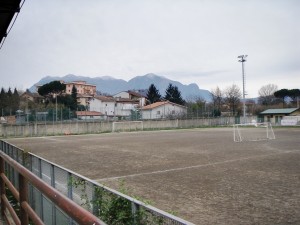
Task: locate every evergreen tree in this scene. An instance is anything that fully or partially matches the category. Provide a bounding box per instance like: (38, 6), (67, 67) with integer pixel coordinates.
(164, 83), (185, 105)
(38, 81), (66, 106)
(274, 89), (289, 108)
(288, 89), (300, 105)
(7, 87), (12, 98)
(38, 81), (66, 97)
(0, 88), (7, 116)
(71, 85), (78, 110)
(6, 88), (13, 115)
(146, 84), (161, 104)
(12, 88), (20, 113)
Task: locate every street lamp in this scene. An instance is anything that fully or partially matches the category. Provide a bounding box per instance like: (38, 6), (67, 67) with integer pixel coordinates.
(238, 55), (248, 123)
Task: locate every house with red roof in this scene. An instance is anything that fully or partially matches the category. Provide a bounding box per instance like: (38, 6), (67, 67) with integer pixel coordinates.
(75, 111), (104, 120)
(141, 101), (187, 120)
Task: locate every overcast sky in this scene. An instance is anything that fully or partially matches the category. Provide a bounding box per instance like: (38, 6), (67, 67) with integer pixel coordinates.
(0, 0), (299, 98)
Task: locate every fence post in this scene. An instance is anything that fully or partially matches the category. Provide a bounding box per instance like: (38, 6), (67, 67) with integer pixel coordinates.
(131, 202), (140, 225)
(0, 157), (5, 218)
(19, 174), (29, 225)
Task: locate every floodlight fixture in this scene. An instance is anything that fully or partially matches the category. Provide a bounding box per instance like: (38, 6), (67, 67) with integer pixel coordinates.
(238, 55), (247, 62)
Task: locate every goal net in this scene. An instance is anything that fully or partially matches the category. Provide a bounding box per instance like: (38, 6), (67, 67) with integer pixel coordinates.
(233, 122), (275, 142)
(112, 121), (144, 132)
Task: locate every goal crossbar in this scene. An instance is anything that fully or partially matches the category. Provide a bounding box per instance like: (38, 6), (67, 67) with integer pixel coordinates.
(112, 121), (144, 132)
(233, 122), (275, 142)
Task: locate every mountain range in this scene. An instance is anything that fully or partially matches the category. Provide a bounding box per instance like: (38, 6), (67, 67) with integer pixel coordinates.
(30, 73), (211, 101)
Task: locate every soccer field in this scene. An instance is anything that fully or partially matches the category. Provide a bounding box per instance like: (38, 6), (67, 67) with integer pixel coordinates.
(6, 127), (300, 224)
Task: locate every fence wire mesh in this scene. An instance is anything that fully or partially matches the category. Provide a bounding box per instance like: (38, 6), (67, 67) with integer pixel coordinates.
(0, 140), (194, 225)
(0, 117), (261, 137)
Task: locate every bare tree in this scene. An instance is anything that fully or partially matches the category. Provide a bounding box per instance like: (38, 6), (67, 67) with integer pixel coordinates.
(185, 95), (206, 118)
(211, 86), (223, 115)
(224, 84), (242, 116)
(258, 84), (278, 105)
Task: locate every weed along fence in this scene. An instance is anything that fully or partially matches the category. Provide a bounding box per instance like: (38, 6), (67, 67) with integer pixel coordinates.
(0, 140), (195, 225)
(0, 143), (105, 225)
(0, 117), (259, 137)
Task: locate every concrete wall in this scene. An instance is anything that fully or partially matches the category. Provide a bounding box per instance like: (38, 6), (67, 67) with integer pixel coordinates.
(0, 121), (112, 137)
(0, 116), (259, 138)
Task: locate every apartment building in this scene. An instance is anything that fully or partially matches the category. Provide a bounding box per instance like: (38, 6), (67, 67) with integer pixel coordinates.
(65, 81), (96, 95)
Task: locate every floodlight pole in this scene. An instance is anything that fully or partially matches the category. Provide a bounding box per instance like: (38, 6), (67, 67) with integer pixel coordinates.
(238, 55), (247, 123)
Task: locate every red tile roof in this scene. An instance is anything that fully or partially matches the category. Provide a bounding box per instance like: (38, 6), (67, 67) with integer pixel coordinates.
(94, 95), (115, 102)
(75, 111), (103, 116)
(142, 101), (186, 110)
(116, 98), (139, 103)
(128, 91), (143, 97)
(142, 101), (169, 110)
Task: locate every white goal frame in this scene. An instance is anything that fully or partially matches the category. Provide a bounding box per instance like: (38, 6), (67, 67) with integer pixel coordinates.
(233, 122), (275, 142)
(112, 121), (144, 132)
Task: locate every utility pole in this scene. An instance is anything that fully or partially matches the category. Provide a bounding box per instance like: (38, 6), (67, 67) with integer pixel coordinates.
(53, 94), (58, 122)
(238, 55), (248, 123)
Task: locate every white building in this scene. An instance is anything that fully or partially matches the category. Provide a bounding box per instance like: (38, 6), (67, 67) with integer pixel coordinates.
(77, 94), (94, 108)
(113, 91), (146, 107)
(141, 101), (187, 120)
(89, 95), (140, 119)
(114, 98), (140, 119)
(89, 96), (116, 118)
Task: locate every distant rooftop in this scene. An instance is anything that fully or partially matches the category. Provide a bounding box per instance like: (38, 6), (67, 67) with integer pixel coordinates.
(76, 111), (103, 116)
(142, 101), (186, 110)
(260, 108), (299, 114)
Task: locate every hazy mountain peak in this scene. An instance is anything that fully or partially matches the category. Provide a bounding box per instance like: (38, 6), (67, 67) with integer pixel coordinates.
(30, 73), (211, 101)
(101, 76), (115, 80)
(144, 73), (164, 79)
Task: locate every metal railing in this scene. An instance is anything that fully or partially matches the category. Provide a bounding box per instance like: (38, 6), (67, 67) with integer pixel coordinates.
(0, 149), (105, 225)
(0, 140), (194, 225)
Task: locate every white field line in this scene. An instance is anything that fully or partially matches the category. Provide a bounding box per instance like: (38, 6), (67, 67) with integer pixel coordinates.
(97, 149), (300, 182)
(40, 136), (65, 142)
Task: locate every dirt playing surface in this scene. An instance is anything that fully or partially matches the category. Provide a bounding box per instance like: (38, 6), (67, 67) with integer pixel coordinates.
(5, 127), (300, 224)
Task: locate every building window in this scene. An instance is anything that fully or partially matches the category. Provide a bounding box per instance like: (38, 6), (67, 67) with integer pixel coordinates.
(172, 110), (175, 114)
(157, 111), (160, 115)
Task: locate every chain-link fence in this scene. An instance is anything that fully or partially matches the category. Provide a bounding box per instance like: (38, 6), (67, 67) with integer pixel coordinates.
(0, 116), (261, 138)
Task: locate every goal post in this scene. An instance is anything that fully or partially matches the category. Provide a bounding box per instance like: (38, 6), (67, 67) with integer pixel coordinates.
(112, 121), (144, 132)
(233, 122), (275, 142)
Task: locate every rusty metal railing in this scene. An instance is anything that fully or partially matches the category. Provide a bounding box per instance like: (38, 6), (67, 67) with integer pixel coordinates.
(0, 140), (195, 225)
(0, 150), (106, 225)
